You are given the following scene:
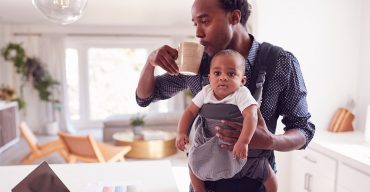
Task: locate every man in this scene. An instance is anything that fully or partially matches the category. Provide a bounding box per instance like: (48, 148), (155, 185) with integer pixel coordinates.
(136, 0), (315, 191)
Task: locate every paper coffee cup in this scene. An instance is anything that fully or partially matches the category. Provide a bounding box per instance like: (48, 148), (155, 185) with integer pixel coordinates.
(176, 42), (204, 75)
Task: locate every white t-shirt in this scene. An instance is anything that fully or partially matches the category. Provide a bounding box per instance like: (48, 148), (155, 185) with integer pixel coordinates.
(192, 85), (257, 112)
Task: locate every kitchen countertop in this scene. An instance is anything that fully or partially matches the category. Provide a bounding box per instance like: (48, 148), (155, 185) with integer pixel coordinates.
(310, 130), (370, 173)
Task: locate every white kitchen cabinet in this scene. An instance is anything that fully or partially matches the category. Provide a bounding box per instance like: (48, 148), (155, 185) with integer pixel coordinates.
(288, 131), (370, 192)
(337, 186), (352, 192)
(337, 162), (370, 191)
(290, 148), (337, 192)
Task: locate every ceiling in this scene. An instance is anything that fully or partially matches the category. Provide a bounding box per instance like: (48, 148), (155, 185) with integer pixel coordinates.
(0, 0), (195, 27)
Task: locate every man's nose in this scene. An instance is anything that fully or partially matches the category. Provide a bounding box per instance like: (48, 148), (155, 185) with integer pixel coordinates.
(196, 26), (205, 39)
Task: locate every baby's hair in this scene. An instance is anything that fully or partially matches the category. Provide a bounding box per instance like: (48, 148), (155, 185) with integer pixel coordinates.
(212, 49), (246, 75)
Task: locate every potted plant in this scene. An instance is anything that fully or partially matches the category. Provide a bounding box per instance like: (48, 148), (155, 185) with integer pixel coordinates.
(1, 43), (61, 135)
(130, 113), (145, 137)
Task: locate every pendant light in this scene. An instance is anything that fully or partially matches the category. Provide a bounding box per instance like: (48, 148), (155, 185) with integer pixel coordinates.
(32, 0), (88, 25)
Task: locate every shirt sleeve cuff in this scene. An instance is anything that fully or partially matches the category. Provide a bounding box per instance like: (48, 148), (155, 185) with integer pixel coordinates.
(297, 128), (312, 149)
(135, 92), (154, 107)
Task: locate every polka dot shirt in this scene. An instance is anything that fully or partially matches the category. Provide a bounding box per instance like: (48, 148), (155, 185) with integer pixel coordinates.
(136, 36), (315, 149)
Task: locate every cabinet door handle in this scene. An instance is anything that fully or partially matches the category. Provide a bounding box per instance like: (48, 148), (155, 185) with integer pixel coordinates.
(307, 173), (312, 192)
(304, 155), (317, 164)
(304, 173), (312, 192)
(304, 173), (308, 190)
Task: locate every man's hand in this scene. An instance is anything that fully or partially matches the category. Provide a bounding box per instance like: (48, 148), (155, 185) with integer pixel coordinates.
(148, 45), (179, 75)
(215, 120), (241, 151)
(137, 45), (179, 99)
(216, 109), (275, 151)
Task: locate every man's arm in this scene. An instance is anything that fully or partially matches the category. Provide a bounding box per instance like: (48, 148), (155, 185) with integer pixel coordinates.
(269, 129), (306, 151)
(216, 109), (306, 151)
(136, 45), (179, 100)
(136, 45), (188, 107)
(278, 52), (315, 149)
(252, 109), (306, 151)
(136, 59), (156, 99)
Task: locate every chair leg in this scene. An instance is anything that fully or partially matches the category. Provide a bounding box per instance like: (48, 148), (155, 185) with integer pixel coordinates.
(58, 149), (69, 163)
(21, 153), (37, 164)
(119, 156), (125, 162)
(107, 154), (125, 163)
(21, 152), (32, 163)
(68, 155), (77, 164)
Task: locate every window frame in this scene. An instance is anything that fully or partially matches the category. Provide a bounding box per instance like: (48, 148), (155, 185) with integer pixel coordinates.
(65, 36), (183, 129)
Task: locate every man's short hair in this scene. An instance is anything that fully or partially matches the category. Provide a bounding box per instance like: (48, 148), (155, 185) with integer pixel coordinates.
(218, 0), (251, 26)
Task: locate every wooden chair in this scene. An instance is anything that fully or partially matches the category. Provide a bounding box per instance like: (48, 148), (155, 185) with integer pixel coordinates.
(19, 122), (68, 164)
(58, 131), (131, 163)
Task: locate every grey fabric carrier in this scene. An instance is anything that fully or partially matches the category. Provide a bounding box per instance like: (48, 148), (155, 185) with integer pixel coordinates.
(188, 103), (271, 182)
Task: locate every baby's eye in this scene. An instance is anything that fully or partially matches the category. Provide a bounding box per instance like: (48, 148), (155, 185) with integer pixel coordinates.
(213, 71), (221, 76)
(227, 72), (236, 77)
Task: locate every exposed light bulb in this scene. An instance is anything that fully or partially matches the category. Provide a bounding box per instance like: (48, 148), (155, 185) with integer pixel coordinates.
(53, 0), (70, 9)
(32, 0), (88, 25)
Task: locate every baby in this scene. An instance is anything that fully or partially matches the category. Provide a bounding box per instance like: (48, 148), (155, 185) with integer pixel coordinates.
(176, 49), (277, 192)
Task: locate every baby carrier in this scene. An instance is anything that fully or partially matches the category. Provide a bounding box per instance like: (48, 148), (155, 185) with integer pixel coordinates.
(188, 42), (283, 182)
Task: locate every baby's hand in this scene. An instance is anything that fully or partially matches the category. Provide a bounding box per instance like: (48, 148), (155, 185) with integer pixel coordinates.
(176, 133), (189, 151)
(232, 142), (248, 160)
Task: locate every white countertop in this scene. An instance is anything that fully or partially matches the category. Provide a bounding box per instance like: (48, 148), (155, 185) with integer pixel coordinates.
(0, 160), (179, 192)
(310, 130), (370, 173)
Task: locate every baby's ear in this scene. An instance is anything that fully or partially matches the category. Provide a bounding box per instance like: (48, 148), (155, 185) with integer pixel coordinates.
(241, 76), (247, 86)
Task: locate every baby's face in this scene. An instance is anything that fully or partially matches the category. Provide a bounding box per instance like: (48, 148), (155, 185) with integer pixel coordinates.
(209, 54), (246, 100)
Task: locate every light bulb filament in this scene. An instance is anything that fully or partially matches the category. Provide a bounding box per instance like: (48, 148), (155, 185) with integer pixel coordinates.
(53, 0), (70, 9)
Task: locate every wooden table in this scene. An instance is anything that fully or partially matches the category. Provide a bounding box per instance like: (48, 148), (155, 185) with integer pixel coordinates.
(113, 130), (177, 159)
(0, 160), (178, 192)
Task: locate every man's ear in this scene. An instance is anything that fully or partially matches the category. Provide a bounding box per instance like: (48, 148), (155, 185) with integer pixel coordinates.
(229, 10), (241, 25)
(241, 76), (247, 86)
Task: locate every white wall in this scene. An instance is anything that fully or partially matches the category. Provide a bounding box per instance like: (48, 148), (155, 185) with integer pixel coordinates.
(0, 24), (18, 104)
(255, 0), (364, 131)
(0, 23), (7, 85)
(358, 0), (370, 132)
(254, 1), (367, 191)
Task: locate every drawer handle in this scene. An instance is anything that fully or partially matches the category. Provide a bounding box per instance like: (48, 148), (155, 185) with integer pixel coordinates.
(304, 155), (317, 164)
(304, 173), (312, 192)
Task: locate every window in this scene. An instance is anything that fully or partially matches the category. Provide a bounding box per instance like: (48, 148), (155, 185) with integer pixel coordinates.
(65, 37), (181, 129)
